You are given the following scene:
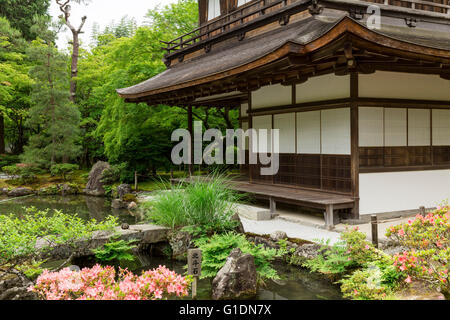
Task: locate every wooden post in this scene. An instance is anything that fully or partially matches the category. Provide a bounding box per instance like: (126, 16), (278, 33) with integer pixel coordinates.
(192, 277), (198, 300)
(187, 249), (202, 300)
(371, 215), (378, 248)
(188, 106), (194, 177)
(134, 171), (138, 192)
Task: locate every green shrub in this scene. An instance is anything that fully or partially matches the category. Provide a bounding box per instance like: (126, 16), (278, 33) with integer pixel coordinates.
(193, 232), (279, 282)
(2, 165), (21, 176)
(100, 163), (126, 185)
(146, 173), (243, 235)
(339, 265), (395, 300)
(0, 154), (20, 169)
(302, 239), (356, 275)
(50, 164), (79, 181)
(0, 208), (118, 281)
(304, 228), (393, 277)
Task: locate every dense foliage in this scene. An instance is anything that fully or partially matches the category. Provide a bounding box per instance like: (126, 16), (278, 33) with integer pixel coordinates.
(0, 0), (238, 182)
(30, 264), (191, 300)
(386, 206), (449, 295)
(304, 228), (404, 300)
(193, 233), (279, 282)
(0, 208), (118, 280)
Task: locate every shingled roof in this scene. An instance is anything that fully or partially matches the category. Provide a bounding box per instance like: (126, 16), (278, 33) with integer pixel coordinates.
(117, 13), (450, 102)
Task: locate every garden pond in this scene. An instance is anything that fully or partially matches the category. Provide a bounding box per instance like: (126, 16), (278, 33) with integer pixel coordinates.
(0, 194), (342, 300)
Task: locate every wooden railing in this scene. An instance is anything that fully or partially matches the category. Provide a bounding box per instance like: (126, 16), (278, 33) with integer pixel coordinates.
(162, 0), (450, 56)
(162, 0), (301, 55)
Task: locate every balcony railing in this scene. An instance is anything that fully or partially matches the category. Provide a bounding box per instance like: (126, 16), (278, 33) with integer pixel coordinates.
(161, 0), (450, 56)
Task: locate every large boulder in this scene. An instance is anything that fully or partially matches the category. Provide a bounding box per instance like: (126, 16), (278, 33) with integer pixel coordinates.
(84, 161), (110, 196)
(116, 184), (132, 200)
(212, 248), (257, 300)
(7, 187), (34, 197)
(0, 272), (37, 300)
(168, 230), (192, 261)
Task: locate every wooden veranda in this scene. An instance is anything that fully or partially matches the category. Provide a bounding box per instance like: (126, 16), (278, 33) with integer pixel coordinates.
(172, 176), (356, 229)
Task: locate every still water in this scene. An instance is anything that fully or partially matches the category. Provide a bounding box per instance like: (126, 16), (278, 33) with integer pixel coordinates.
(0, 195), (342, 300)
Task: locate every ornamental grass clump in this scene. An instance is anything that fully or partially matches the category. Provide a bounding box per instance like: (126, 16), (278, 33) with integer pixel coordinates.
(386, 206), (450, 295)
(146, 173), (243, 234)
(29, 265), (191, 300)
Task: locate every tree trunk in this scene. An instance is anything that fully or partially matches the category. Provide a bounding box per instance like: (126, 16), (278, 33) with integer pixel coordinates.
(69, 31), (79, 102)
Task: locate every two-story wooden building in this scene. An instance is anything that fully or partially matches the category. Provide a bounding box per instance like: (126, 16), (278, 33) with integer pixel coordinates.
(117, 0), (450, 228)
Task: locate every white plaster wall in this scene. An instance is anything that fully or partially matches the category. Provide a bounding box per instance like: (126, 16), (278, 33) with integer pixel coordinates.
(359, 71), (450, 100)
(274, 113), (296, 153)
(296, 74), (350, 103)
(359, 170), (450, 214)
(297, 111), (321, 154)
(241, 103), (249, 118)
(252, 84), (292, 109)
(321, 108), (351, 155)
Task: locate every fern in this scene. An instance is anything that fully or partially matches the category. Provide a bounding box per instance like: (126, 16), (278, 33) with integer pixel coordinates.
(93, 238), (137, 263)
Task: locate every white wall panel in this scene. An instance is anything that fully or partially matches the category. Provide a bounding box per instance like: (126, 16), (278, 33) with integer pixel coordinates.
(296, 74), (350, 103)
(241, 103), (248, 118)
(408, 109), (430, 146)
(297, 111), (321, 154)
(321, 108), (351, 155)
(252, 115), (272, 153)
(432, 109), (450, 146)
(274, 113), (296, 153)
(252, 84), (292, 109)
(385, 108), (407, 147)
(359, 71), (450, 100)
(360, 171), (450, 214)
(359, 107), (384, 147)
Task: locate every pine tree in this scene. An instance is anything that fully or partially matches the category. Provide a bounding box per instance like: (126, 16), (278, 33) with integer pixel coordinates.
(22, 17), (80, 167)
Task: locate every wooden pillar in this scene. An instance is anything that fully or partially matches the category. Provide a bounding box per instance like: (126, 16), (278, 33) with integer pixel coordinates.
(371, 215), (379, 248)
(350, 72), (360, 220)
(188, 106), (194, 177)
(248, 91), (254, 183)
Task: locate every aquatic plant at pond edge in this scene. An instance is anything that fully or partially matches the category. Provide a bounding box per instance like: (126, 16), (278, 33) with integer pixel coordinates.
(29, 264), (192, 300)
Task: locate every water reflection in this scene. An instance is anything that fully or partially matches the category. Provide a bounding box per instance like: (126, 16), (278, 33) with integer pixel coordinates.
(0, 195), (139, 225)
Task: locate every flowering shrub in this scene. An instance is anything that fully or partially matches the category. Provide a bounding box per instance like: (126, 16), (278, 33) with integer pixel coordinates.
(386, 207), (449, 294)
(29, 265), (192, 300)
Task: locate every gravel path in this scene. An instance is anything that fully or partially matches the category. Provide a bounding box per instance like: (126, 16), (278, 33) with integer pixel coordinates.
(240, 217), (342, 245)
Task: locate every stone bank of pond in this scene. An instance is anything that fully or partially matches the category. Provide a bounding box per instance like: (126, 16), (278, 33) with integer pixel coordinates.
(1, 195), (342, 300)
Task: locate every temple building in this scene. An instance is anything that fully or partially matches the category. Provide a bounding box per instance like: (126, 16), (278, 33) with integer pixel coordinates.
(117, 0), (450, 228)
